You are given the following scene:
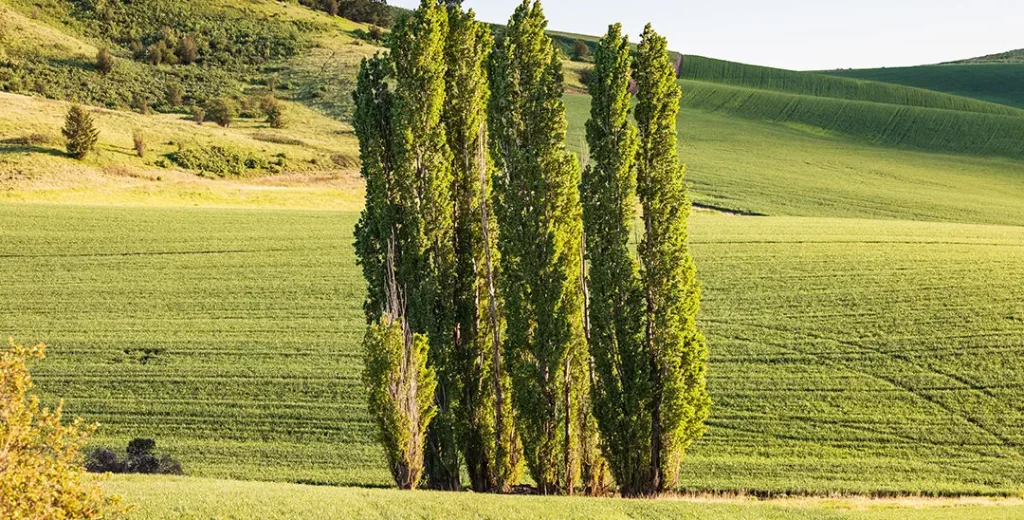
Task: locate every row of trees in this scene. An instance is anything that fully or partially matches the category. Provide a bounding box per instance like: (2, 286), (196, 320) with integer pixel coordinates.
(354, 0), (709, 497)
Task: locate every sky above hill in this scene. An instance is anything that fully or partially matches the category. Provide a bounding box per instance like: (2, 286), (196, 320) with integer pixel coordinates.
(390, 0), (1023, 70)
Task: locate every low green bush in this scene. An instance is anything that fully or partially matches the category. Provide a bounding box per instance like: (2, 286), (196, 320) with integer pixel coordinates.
(170, 145), (270, 176)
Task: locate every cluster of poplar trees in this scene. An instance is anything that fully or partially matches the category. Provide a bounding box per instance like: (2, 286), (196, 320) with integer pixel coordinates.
(353, 0), (710, 498)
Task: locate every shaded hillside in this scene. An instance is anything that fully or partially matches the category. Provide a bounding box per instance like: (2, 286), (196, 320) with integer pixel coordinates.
(680, 55), (1023, 116)
(825, 64), (1024, 110)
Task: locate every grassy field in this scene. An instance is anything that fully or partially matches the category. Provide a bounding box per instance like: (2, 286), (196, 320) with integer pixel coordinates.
(825, 64), (1024, 110)
(680, 55), (1024, 116)
(99, 475), (1024, 520)
(3, 203), (1024, 495)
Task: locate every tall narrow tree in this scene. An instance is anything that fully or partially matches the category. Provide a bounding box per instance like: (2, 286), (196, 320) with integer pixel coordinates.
(581, 24), (656, 497)
(443, 5), (522, 493)
(353, 54), (438, 490)
(390, 0), (460, 491)
(489, 0), (596, 495)
(633, 24), (711, 493)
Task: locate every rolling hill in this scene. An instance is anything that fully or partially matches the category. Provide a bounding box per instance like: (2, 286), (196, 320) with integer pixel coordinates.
(2, 0), (1024, 516)
(824, 63), (1024, 110)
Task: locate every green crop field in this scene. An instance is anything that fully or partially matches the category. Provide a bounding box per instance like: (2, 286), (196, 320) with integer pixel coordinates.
(668, 80), (1024, 160)
(825, 64), (1024, 110)
(564, 95), (1024, 225)
(680, 56), (1024, 116)
(99, 475), (1024, 520)
(4, 203), (1024, 497)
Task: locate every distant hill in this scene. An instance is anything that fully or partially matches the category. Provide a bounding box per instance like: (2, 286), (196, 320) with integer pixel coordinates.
(945, 48), (1024, 64)
(825, 63), (1024, 110)
(680, 55), (1023, 116)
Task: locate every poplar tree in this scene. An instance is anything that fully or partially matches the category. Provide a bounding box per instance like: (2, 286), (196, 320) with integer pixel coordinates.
(390, 0), (460, 491)
(443, 5), (522, 492)
(353, 54), (438, 490)
(581, 24), (655, 497)
(634, 24), (711, 493)
(489, 0), (596, 495)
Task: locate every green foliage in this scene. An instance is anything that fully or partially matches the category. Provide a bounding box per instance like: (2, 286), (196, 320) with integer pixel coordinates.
(679, 55), (1023, 116)
(362, 318), (437, 489)
(165, 82), (183, 108)
(0, 54), (236, 113)
(204, 97), (237, 127)
(489, 0), (595, 495)
(68, 0), (307, 69)
(634, 25), (710, 493)
(170, 145), (269, 176)
(302, 0), (392, 26)
(442, 4), (522, 493)
(61, 104), (99, 159)
(353, 47), (441, 490)
(191, 106), (205, 125)
(0, 338), (130, 519)
(261, 95), (286, 129)
(679, 79), (1024, 160)
(389, 0), (459, 490)
(581, 23), (655, 497)
(826, 63), (1024, 110)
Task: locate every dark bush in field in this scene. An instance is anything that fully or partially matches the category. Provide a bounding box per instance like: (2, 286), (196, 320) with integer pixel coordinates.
(85, 438), (182, 475)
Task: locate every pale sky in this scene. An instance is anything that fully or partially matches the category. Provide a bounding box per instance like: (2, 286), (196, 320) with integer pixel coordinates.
(390, 0), (1023, 71)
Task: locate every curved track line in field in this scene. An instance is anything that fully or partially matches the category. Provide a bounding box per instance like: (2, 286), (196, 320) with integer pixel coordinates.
(737, 320), (1024, 459)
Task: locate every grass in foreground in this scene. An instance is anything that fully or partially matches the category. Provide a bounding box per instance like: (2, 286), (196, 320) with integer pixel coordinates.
(102, 475), (1024, 520)
(3, 203), (1024, 495)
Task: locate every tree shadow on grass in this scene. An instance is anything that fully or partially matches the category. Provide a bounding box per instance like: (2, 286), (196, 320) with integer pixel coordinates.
(0, 142), (67, 158)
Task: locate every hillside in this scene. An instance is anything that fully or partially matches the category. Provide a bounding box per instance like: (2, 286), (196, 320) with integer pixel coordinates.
(825, 64), (1024, 110)
(947, 48), (1024, 64)
(680, 55), (1023, 116)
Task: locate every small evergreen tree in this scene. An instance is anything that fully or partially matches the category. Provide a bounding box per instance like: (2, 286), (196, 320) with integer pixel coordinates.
(633, 24), (711, 494)
(62, 105), (99, 160)
(97, 47), (114, 75)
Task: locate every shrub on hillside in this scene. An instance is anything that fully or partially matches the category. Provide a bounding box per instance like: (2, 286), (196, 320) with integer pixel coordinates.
(261, 95), (286, 128)
(166, 82), (184, 107)
(62, 104), (100, 159)
(97, 47), (114, 75)
(205, 97), (237, 127)
(0, 338), (130, 518)
(191, 106), (206, 125)
(170, 144), (269, 176)
(132, 129), (146, 157)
